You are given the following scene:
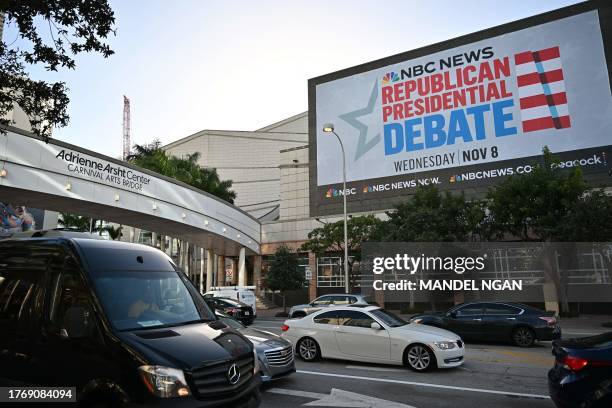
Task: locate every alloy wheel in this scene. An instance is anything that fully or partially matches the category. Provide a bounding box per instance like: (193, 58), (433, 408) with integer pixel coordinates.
(513, 328), (535, 347)
(299, 338), (318, 361)
(407, 345), (431, 371)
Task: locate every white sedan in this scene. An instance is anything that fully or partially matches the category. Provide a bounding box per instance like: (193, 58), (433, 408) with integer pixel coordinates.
(280, 305), (464, 372)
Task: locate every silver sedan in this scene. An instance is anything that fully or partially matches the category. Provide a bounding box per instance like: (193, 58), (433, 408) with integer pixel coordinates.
(219, 315), (295, 382)
(288, 294), (370, 318)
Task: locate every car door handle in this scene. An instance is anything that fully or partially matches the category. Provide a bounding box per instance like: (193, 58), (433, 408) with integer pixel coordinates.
(472, 318), (482, 321)
(506, 317), (516, 320)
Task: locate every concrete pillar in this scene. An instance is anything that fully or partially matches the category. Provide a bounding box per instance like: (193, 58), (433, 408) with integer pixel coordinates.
(206, 249), (214, 291)
(160, 235), (166, 252)
(238, 248), (246, 287)
(308, 251), (317, 301)
(199, 247), (204, 293)
(230, 258), (238, 285)
(253, 256), (262, 296)
(151, 232), (157, 248)
(217, 255), (225, 287)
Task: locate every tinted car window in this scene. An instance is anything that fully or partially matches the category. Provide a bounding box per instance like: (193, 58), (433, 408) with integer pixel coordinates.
(312, 296), (332, 306)
(483, 303), (521, 315)
(0, 251), (47, 324)
(49, 257), (91, 328)
(337, 310), (375, 328)
(455, 304), (484, 316)
(331, 296), (351, 305)
(313, 310), (337, 325)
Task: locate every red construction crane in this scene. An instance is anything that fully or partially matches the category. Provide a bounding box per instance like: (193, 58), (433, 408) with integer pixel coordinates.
(122, 95), (131, 160)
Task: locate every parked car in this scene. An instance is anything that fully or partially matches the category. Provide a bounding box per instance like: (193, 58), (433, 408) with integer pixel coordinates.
(0, 235), (261, 407)
(204, 297), (255, 325)
(205, 286), (257, 316)
(217, 312), (295, 382)
(281, 305), (464, 372)
(410, 301), (561, 347)
(288, 294), (370, 318)
(548, 332), (612, 408)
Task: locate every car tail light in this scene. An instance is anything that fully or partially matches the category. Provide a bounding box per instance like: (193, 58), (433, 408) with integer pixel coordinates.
(228, 308), (239, 314)
(539, 316), (557, 326)
(281, 324), (289, 332)
(562, 355), (588, 371)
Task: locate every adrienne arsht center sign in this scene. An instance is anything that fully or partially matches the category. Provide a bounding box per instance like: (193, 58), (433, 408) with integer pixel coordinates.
(308, 2), (612, 216)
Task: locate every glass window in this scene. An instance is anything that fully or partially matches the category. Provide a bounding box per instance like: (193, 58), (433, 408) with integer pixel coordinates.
(330, 296), (351, 305)
(337, 310), (375, 328)
(313, 310), (338, 325)
(483, 303), (521, 315)
(370, 309), (407, 327)
(49, 258), (90, 328)
(92, 270), (214, 331)
(312, 296), (332, 306)
(0, 251), (47, 324)
(455, 304), (484, 316)
(317, 257), (344, 288)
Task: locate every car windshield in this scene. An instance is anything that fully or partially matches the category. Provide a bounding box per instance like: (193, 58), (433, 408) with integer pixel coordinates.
(92, 270), (215, 331)
(370, 308), (408, 327)
(221, 317), (245, 330)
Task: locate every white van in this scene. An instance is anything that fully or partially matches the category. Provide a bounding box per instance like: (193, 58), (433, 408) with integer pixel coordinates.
(204, 286), (257, 316)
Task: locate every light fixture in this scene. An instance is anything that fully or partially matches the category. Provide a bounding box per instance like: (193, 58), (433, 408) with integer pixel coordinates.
(322, 123), (335, 133)
(248, 240), (252, 244)
(114, 193), (120, 202)
(237, 234), (241, 238)
(152, 202), (158, 210)
(65, 181), (72, 191)
(222, 227), (227, 233)
(0, 169), (7, 177)
(182, 212), (186, 219)
(204, 219), (209, 226)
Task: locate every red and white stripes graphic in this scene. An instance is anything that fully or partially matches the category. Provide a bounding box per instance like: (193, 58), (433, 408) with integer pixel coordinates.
(514, 46), (571, 133)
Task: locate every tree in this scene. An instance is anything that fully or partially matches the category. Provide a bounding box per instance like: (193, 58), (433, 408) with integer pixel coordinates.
(58, 212), (99, 231)
(485, 147), (592, 314)
(485, 147), (587, 242)
(377, 186), (486, 242)
(0, 1), (115, 140)
(265, 246), (306, 313)
(128, 140), (237, 203)
(102, 224), (122, 240)
(301, 215), (381, 290)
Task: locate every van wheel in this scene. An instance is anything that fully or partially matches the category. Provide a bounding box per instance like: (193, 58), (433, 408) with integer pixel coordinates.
(292, 311), (306, 318)
(297, 337), (320, 361)
(405, 344), (435, 372)
(512, 327), (535, 347)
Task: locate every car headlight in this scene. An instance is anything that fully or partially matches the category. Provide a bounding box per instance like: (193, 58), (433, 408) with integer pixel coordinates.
(412, 318), (423, 324)
(138, 365), (190, 398)
(253, 348), (260, 374)
(433, 341), (457, 350)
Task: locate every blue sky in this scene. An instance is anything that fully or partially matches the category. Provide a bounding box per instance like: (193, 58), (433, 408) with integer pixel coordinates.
(4, 0), (581, 158)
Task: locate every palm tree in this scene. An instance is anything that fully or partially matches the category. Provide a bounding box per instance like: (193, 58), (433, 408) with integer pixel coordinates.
(128, 140), (236, 204)
(58, 213), (102, 232)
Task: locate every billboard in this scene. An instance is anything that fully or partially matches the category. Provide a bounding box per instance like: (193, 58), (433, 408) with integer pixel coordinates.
(309, 2), (612, 216)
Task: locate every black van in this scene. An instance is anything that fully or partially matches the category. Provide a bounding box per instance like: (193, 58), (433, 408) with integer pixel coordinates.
(0, 235), (261, 407)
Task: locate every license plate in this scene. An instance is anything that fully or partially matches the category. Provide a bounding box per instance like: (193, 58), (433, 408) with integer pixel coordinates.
(244, 311), (250, 315)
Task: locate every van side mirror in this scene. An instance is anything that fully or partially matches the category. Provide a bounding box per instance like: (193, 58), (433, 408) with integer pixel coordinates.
(63, 306), (93, 339)
(370, 322), (382, 330)
(448, 311), (457, 319)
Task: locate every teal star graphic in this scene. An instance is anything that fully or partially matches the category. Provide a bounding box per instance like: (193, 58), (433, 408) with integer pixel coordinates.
(338, 80), (380, 161)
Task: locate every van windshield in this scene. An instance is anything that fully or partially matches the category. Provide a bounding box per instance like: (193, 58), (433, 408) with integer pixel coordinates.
(92, 270), (214, 331)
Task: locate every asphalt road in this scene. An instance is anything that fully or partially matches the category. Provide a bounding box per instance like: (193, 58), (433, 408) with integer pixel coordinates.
(251, 320), (607, 408)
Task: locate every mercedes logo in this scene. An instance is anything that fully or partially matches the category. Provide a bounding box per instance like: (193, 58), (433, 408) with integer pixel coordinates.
(227, 363), (240, 385)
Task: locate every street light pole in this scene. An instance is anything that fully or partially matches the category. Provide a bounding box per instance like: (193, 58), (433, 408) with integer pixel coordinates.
(323, 123), (350, 294)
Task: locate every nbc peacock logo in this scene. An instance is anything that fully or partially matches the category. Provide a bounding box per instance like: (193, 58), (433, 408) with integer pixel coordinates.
(382, 72), (400, 84)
